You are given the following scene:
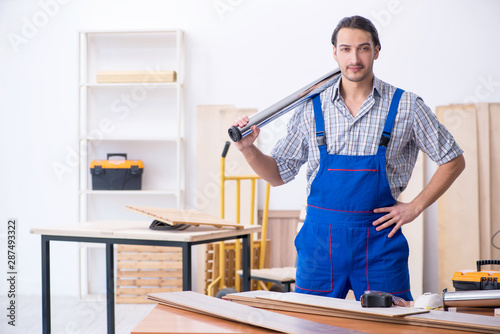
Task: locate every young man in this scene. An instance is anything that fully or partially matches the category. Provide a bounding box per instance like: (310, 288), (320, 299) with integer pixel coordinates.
(232, 15), (465, 301)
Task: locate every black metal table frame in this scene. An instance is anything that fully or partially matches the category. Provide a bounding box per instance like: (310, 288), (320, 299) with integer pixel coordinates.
(41, 233), (251, 334)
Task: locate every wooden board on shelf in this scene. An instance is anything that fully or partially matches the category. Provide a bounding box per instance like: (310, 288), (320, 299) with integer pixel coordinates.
(126, 205), (244, 229)
(96, 70), (176, 83)
(116, 245), (182, 304)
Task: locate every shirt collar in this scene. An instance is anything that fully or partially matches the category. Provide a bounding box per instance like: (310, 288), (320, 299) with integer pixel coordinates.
(331, 75), (384, 102)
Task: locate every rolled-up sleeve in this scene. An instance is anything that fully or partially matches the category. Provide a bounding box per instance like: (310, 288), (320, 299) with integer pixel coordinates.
(271, 105), (309, 183)
(412, 97), (463, 165)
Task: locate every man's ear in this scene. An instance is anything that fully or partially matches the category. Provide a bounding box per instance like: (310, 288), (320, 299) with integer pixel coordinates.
(374, 45), (380, 60)
(333, 45), (338, 62)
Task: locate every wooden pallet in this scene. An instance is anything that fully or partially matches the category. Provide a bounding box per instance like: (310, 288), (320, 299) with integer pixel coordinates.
(205, 240), (270, 295)
(116, 245), (183, 303)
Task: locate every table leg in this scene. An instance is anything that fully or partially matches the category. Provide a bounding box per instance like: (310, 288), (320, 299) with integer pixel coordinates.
(42, 236), (51, 334)
(106, 243), (115, 334)
(182, 244), (192, 290)
(241, 234), (251, 291)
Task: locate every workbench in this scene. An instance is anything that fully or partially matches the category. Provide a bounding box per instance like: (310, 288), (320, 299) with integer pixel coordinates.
(132, 303), (496, 334)
(31, 220), (261, 334)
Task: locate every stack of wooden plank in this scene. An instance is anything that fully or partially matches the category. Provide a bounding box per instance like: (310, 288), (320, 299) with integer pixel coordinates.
(224, 290), (500, 333)
(148, 291), (363, 333)
(116, 245), (182, 303)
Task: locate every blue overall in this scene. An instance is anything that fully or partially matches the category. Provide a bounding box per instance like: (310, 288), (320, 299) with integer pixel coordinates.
(294, 88), (413, 301)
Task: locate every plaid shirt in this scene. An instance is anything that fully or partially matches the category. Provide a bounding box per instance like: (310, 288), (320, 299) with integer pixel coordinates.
(271, 75), (463, 199)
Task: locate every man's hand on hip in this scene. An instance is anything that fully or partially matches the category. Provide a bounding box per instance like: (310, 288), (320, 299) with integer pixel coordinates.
(372, 201), (420, 238)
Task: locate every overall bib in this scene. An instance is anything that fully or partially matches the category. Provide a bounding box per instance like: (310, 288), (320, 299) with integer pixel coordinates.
(294, 89), (413, 301)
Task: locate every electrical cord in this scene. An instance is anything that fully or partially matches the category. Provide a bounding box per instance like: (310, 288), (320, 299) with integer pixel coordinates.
(492, 229), (500, 250)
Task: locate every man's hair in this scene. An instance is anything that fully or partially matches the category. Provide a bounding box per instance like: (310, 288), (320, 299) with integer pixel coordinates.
(331, 15), (381, 51)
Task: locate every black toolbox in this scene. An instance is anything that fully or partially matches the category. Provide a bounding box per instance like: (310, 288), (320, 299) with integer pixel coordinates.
(90, 153), (143, 190)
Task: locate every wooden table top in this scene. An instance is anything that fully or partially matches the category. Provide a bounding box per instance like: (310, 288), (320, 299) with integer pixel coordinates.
(30, 220), (261, 242)
(132, 303), (495, 334)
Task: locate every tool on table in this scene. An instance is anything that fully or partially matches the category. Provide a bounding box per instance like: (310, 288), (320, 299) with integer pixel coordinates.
(228, 68), (341, 142)
(361, 291), (393, 307)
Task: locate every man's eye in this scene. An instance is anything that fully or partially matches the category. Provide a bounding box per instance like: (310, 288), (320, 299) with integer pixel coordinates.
(341, 48), (349, 52)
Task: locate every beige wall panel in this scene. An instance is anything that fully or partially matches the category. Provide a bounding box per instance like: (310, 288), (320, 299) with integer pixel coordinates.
(476, 104), (492, 259)
(489, 104), (500, 260)
(436, 105), (480, 292)
(398, 152), (424, 298)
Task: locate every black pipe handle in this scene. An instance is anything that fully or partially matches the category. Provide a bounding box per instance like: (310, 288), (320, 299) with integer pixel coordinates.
(477, 260), (500, 272)
(221, 141), (230, 158)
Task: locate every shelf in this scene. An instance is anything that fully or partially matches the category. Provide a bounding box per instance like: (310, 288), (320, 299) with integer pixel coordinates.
(78, 29), (185, 296)
(80, 136), (182, 142)
(81, 29), (181, 34)
(81, 82), (180, 88)
(80, 190), (180, 196)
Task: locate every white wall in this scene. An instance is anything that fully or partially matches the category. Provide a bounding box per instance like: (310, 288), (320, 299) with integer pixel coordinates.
(1, 0), (500, 297)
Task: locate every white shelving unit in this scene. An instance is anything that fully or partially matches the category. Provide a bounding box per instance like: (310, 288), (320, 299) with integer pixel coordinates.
(78, 29), (185, 295)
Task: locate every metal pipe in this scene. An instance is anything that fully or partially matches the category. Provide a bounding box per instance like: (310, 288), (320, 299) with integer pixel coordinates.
(228, 68), (341, 142)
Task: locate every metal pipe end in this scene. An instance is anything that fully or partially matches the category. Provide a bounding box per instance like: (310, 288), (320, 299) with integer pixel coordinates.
(228, 126), (242, 142)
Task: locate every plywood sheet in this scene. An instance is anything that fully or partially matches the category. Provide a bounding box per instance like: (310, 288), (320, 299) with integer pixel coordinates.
(258, 292), (428, 317)
(475, 104), (492, 259)
(436, 105), (480, 293)
(148, 291), (363, 334)
(489, 104), (500, 260)
(225, 290), (500, 333)
(126, 205), (244, 229)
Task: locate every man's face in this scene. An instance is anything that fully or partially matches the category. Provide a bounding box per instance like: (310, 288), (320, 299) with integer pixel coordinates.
(333, 28), (379, 83)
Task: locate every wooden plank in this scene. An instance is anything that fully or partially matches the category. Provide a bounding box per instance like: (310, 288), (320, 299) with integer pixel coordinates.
(117, 245), (181, 253)
(489, 104), (500, 260)
(117, 253), (183, 261)
(436, 105), (480, 293)
(116, 278), (183, 286)
(117, 261), (182, 270)
(117, 270), (182, 278)
(258, 292), (428, 317)
(148, 291), (364, 334)
(126, 205), (244, 229)
(225, 291), (500, 333)
(96, 70), (176, 83)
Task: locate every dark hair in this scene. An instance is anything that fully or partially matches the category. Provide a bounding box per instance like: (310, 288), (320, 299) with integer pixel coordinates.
(331, 15), (381, 51)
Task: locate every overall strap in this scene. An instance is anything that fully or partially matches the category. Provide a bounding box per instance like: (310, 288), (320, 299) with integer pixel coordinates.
(379, 88), (404, 148)
(312, 94), (327, 156)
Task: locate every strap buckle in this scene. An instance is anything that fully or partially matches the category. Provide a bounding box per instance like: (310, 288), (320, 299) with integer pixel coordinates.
(316, 131), (326, 146)
(379, 131), (391, 147)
